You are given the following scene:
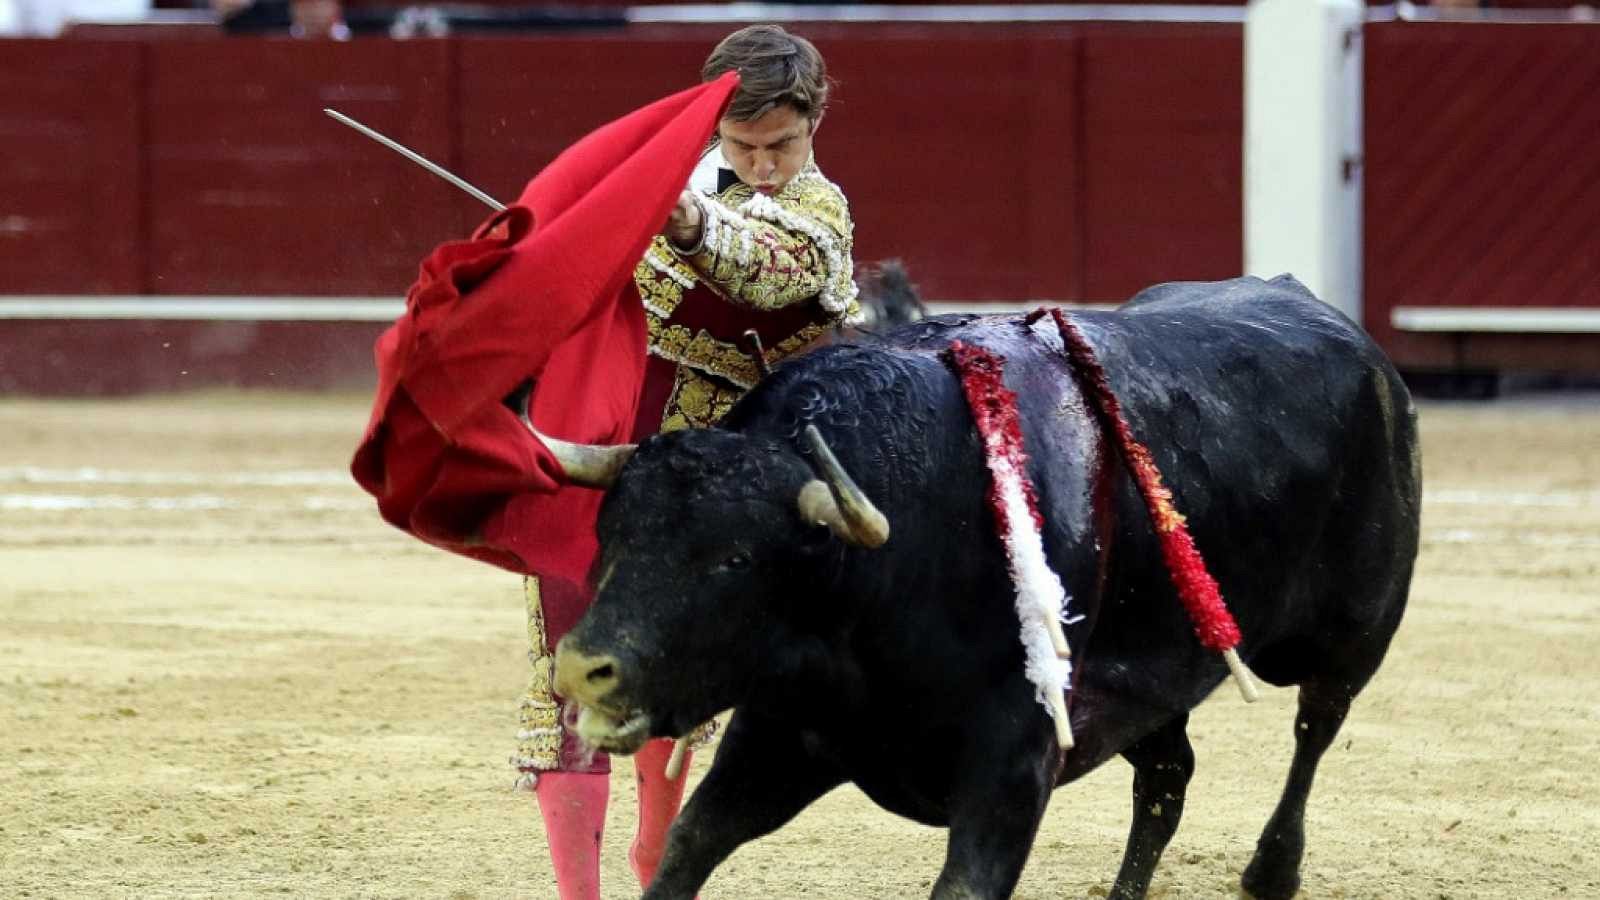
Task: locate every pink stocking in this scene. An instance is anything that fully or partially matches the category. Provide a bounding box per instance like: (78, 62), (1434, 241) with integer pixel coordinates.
(629, 737), (691, 890)
(534, 771), (609, 900)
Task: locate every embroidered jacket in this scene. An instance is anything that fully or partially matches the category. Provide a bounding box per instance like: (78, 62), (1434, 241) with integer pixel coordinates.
(632, 149), (861, 432)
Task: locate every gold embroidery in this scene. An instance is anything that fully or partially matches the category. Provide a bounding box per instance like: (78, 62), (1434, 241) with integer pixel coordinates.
(686, 717), (719, 750)
(660, 367), (746, 432)
(707, 163), (860, 322)
(720, 163), (852, 241)
(646, 314), (763, 390)
(635, 240), (697, 317)
(513, 575), (564, 774)
(635, 267), (683, 317)
(634, 160), (856, 389)
(515, 160), (850, 775)
(771, 321), (830, 363)
(684, 162), (850, 314)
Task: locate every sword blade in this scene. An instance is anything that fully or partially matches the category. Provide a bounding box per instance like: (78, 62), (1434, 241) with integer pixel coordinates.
(324, 108), (505, 212)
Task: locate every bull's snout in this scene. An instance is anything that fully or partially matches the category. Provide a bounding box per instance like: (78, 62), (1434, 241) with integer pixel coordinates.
(552, 637), (623, 708)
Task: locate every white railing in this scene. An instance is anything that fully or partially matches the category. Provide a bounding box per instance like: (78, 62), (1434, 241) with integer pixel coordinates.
(1370, 2), (1599, 24)
(627, 4), (1246, 24)
(0, 295), (1117, 321)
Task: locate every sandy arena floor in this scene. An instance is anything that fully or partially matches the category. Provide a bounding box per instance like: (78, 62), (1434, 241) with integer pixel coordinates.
(2, 389), (1597, 899)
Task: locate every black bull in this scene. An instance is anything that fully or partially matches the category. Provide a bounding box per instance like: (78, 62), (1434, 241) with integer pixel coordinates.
(549, 275), (1420, 899)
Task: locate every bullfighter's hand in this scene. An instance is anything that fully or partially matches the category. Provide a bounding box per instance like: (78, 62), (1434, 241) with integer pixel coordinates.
(665, 190), (705, 253)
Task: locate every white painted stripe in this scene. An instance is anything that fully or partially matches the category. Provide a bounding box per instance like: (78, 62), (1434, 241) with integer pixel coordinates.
(1392, 307), (1600, 334)
(627, 4), (1247, 24)
(1426, 529), (1600, 550)
(3, 494), (231, 512)
(300, 496), (375, 511)
(0, 467), (353, 487)
(0, 297), (403, 322)
(0, 493), (372, 512)
(1425, 488), (1600, 509)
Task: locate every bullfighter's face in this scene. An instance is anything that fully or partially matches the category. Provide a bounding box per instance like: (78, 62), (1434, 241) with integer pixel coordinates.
(717, 104), (817, 196)
(549, 430), (831, 753)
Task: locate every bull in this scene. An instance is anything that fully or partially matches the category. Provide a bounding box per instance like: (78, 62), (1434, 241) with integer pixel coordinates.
(539, 274), (1420, 899)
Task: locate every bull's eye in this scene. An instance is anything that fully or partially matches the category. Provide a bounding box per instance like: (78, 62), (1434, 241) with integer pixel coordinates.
(721, 552), (752, 572)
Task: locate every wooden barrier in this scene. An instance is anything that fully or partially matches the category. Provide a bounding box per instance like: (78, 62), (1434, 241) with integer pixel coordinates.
(0, 25), (1243, 307)
(0, 40), (143, 294)
(1364, 21), (1600, 371)
(2, 19), (1596, 391)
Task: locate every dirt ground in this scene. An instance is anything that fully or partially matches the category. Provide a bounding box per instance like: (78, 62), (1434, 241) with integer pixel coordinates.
(2, 389), (1597, 899)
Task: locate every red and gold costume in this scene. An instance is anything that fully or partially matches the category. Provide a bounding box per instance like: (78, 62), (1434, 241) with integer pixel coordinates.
(348, 73), (852, 895)
(513, 148), (861, 779)
(349, 74), (741, 774)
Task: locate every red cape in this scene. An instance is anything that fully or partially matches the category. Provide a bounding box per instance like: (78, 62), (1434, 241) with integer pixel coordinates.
(351, 73), (740, 587)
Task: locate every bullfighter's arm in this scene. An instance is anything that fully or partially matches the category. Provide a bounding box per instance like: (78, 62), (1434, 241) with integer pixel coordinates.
(673, 170), (859, 319)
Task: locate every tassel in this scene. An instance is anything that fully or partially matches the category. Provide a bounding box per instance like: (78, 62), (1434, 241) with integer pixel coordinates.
(944, 341), (1077, 749)
(1046, 309), (1260, 703)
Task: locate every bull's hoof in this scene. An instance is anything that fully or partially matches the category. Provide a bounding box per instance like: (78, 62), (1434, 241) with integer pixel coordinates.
(1239, 857), (1301, 900)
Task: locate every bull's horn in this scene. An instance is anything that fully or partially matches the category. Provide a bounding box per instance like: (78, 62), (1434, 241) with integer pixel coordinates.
(516, 394), (634, 488)
(532, 428), (636, 488)
(797, 424), (890, 548)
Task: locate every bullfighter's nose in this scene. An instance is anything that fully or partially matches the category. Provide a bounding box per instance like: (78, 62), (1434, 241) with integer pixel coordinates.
(552, 637), (623, 707)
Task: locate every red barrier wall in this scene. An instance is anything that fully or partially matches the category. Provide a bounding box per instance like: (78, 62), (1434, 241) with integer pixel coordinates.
(1081, 25), (1242, 301)
(1364, 22), (1600, 370)
(6, 21), (1595, 392)
(1, 320), (388, 393)
(0, 24), (1243, 311)
(0, 40), (143, 294)
(144, 39), (471, 295)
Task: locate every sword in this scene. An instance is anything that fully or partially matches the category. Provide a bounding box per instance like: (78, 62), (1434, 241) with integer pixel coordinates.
(324, 108), (505, 212)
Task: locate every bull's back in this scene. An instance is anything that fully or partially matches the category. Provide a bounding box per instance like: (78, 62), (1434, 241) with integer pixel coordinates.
(832, 273), (1418, 672)
(731, 276), (1418, 796)
(888, 274), (1419, 720)
(1066, 275), (1419, 702)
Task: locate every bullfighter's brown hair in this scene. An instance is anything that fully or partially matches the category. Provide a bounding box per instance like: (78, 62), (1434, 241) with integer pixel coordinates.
(702, 24), (829, 126)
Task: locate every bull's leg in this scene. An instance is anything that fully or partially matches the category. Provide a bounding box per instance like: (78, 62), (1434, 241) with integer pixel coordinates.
(1108, 713), (1194, 900)
(643, 712), (843, 900)
(931, 746), (1055, 899)
(1240, 680), (1354, 900)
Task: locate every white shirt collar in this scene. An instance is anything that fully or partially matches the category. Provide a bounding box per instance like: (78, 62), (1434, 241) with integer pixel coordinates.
(688, 142), (729, 196)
